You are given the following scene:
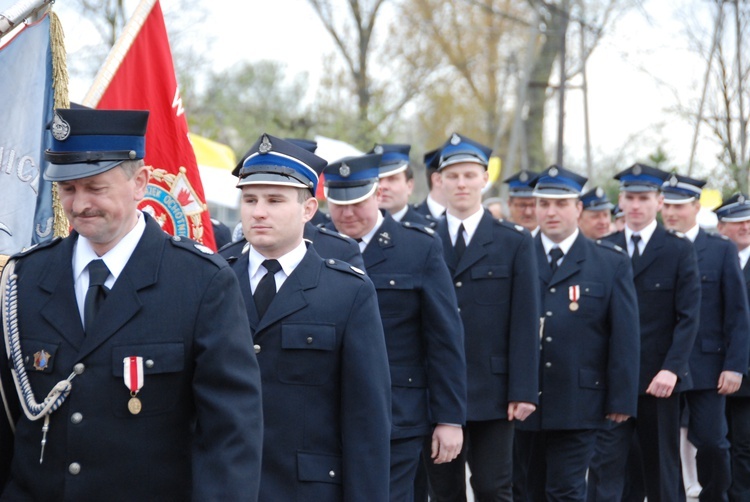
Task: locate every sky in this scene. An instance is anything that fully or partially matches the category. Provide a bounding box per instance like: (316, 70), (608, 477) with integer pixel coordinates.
(0, 0), (725, 183)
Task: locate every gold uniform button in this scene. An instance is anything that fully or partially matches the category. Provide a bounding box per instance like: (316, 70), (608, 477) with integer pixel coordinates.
(254, 345), (261, 354)
(68, 462), (81, 475)
(546, 311), (553, 317)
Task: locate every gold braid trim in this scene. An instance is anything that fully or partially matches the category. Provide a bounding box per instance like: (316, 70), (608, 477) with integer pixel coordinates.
(49, 11), (69, 238)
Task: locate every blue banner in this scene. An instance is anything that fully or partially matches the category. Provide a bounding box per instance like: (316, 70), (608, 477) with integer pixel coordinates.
(0, 15), (55, 255)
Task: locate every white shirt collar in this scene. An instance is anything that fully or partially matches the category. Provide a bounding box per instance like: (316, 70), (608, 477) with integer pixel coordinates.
(445, 207), (484, 246)
(739, 245), (750, 270)
(625, 219), (657, 247)
(684, 224), (700, 243)
(248, 240), (307, 293)
(541, 228), (579, 257)
(391, 205), (408, 222)
(426, 195), (446, 219)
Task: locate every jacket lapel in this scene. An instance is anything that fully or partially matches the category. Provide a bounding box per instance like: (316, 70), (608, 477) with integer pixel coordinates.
(693, 229), (708, 261)
(363, 216), (395, 270)
(76, 217), (163, 360)
(548, 233), (585, 287)
(535, 234), (552, 286)
(454, 212), (492, 277)
(436, 220), (457, 273)
(230, 250), (259, 331)
(39, 235), (86, 349)
(632, 225), (665, 278)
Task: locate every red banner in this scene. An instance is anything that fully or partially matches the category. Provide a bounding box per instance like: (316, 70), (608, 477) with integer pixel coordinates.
(91, 0), (215, 249)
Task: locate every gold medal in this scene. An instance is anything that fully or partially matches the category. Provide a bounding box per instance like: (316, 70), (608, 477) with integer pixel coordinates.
(569, 301), (579, 312)
(128, 396), (142, 415)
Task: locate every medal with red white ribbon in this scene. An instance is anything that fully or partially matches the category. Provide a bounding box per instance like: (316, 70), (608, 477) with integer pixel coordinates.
(123, 356), (144, 415)
(569, 285), (580, 311)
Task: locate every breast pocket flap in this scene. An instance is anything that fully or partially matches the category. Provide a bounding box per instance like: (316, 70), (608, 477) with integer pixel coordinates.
(297, 451), (343, 485)
(112, 343), (184, 376)
(281, 324), (336, 351)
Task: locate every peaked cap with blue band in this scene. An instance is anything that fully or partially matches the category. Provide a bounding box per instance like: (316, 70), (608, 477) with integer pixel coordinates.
(715, 193), (750, 222)
(662, 172), (706, 204)
(504, 170), (539, 198)
(235, 133), (326, 194)
(233, 137), (318, 178)
(423, 147), (441, 172)
(613, 203), (624, 219)
(323, 153), (382, 205)
(581, 187), (614, 211)
(44, 108), (149, 182)
(614, 163), (668, 192)
(530, 165), (588, 199)
(369, 143), (411, 178)
(438, 133), (492, 171)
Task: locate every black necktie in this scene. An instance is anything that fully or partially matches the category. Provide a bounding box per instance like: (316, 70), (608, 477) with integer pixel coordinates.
(549, 247), (564, 273)
(631, 234), (642, 267)
(84, 259), (110, 333)
(455, 224), (467, 261)
(254, 259), (282, 319)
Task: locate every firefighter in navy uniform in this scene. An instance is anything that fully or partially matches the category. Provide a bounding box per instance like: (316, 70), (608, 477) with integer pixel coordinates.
(221, 134), (392, 501)
(516, 166), (639, 502)
(0, 108), (263, 501)
(324, 153), (467, 501)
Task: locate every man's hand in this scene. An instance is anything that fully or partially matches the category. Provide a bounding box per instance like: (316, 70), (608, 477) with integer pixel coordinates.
(645, 369), (678, 398)
(507, 401), (536, 422)
(718, 371), (743, 395)
(431, 425), (463, 464)
(605, 413), (630, 423)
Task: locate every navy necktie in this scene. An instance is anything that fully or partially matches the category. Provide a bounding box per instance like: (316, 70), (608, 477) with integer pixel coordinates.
(254, 259), (282, 319)
(84, 259), (110, 333)
(455, 224), (467, 261)
(631, 234), (642, 267)
(549, 247), (564, 273)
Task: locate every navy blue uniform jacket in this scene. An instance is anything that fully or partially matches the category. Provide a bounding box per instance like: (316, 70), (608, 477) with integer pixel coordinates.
(523, 233), (640, 431)
(733, 261), (750, 397)
(222, 244), (392, 502)
(358, 215), (466, 438)
(606, 225), (701, 393)
(0, 215), (263, 501)
(436, 211), (540, 420)
(689, 230), (750, 390)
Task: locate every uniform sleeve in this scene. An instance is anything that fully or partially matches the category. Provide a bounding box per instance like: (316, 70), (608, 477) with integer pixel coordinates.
(190, 265), (263, 501)
(662, 241), (701, 381)
(719, 242), (750, 374)
(507, 233), (541, 405)
(605, 255), (640, 416)
(421, 238), (467, 425)
(340, 278), (391, 502)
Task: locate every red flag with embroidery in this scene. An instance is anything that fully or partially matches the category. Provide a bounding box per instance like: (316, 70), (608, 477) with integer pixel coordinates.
(83, 0), (215, 249)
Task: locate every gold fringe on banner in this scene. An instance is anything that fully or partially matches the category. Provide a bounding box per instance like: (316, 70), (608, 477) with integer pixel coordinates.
(49, 11), (69, 238)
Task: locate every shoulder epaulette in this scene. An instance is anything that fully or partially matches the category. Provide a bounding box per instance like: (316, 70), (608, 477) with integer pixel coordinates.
(667, 229), (686, 239)
(317, 226), (356, 242)
(324, 258), (366, 279)
(11, 237), (63, 259)
(498, 219), (529, 234)
(169, 235), (225, 267)
(401, 220), (436, 236)
(595, 239), (625, 254)
(218, 239), (249, 263)
(706, 231), (729, 241)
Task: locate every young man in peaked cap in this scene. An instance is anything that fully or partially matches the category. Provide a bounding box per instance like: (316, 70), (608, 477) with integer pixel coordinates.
(504, 169), (540, 234)
(516, 165), (639, 501)
(371, 143), (434, 228)
(324, 152), (467, 501)
(412, 147), (447, 223)
(587, 163), (701, 502)
(0, 108), (264, 500)
(715, 193), (750, 502)
(661, 173), (750, 501)
(221, 133), (392, 501)
(427, 133), (540, 502)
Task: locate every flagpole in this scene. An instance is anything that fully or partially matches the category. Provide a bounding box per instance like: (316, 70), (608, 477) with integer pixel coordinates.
(82, 0), (157, 107)
(0, 0), (51, 40)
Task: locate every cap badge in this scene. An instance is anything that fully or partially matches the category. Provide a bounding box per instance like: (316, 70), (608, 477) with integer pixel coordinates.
(632, 165), (642, 176)
(519, 172), (528, 182)
(258, 135), (273, 154)
(374, 145), (383, 154)
(450, 133), (461, 145)
(549, 167), (559, 177)
(33, 350), (51, 371)
(669, 174), (678, 186)
(740, 194), (746, 204)
(51, 112), (70, 141)
(596, 187), (604, 198)
(339, 163), (351, 177)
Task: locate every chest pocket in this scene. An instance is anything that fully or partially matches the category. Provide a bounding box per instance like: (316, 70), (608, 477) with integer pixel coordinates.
(370, 274), (417, 317)
(278, 323), (337, 385)
(111, 342), (185, 417)
(470, 265), (510, 305)
(22, 339), (61, 374)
